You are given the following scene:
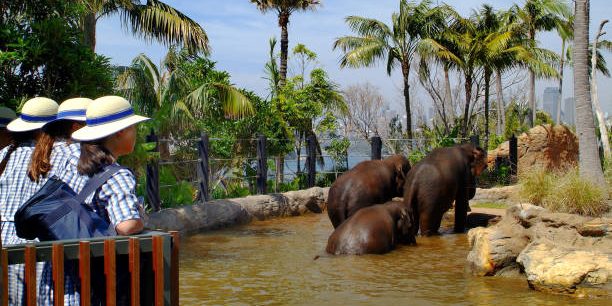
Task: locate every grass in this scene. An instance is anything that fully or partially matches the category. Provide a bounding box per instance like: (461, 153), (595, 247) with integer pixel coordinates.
(471, 202), (508, 209)
(519, 167), (609, 217)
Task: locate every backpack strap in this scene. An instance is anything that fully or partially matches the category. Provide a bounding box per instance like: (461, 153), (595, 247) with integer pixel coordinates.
(75, 164), (125, 204)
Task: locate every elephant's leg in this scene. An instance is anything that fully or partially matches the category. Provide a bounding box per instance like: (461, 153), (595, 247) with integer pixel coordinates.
(454, 193), (469, 233)
(418, 205), (440, 236)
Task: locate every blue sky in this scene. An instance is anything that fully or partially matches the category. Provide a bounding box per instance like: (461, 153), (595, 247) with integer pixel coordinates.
(96, 0), (612, 114)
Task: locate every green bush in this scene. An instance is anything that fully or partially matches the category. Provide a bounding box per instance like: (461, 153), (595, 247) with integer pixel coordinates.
(211, 181), (251, 199)
(519, 168), (609, 216)
(543, 170), (608, 216)
(518, 168), (555, 205)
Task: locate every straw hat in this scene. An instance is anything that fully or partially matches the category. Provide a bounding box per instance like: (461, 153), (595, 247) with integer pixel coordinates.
(54, 97), (93, 122)
(72, 96), (149, 141)
(7, 97), (58, 132)
(0, 106), (17, 128)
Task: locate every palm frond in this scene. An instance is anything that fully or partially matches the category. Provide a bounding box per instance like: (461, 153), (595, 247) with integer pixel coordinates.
(124, 0), (209, 53)
(334, 36), (387, 68)
(344, 15), (392, 40)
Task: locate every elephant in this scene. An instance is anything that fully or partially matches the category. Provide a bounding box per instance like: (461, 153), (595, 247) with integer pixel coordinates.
(327, 155), (411, 228)
(325, 200), (415, 255)
(403, 143), (487, 236)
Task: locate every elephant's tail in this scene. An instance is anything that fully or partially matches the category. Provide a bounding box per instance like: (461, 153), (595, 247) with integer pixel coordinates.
(313, 255), (320, 260)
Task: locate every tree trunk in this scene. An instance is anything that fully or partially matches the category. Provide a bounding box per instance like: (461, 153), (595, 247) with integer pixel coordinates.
(462, 72), (472, 138)
(83, 13), (97, 51)
(278, 10), (290, 87)
(484, 68), (491, 149)
(402, 62), (413, 140)
(557, 39), (566, 124)
(444, 66), (454, 124)
(591, 19), (611, 159)
(496, 70), (505, 135)
(527, 28), (537, 127)
(573, 0), (605, 185)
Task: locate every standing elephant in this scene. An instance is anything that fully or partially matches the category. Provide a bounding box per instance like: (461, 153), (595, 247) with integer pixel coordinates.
(326, 201), (415, 255)
(327, 155), (411, 228)
(403, 143), (486, 236)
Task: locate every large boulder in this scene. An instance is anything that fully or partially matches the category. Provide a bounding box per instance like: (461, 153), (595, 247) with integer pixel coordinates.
(487, 125), (578, 174)
(467, 203), (612, 296)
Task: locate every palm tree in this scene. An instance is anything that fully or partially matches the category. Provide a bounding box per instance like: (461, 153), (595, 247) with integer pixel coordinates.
(79, 0), (208, 52)
(512, 0), (571, 127)
(117, 49), (254, 158)
(333, 0), (447, 139)
(250, 0), (320, 87)
(572, 0), (605, 185)
(591, 20), (611, 159)
(555, 14), (573, 124)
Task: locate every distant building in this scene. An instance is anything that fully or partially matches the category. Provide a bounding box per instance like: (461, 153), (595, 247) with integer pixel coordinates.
(543, 87), (560, 121)
(563, 97), (575, 126)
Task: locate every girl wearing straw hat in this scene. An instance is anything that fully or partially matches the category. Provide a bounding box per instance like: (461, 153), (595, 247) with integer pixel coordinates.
(0, 106), (17, 150)
(50, 97), (93, 156)
(0, 97), (86, 305)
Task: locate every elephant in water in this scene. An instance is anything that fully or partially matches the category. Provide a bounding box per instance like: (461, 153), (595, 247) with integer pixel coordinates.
(403, 143), (487, 236)
(326, 200), (415, 255)
(327, 155), (411, 228)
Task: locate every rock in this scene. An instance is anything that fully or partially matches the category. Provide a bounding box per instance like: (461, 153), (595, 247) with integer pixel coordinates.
(517, 241), (612, 295)
(468, 203), (612, 296)
(487, 125), (578, 174)
(466, 217), (529, 276)
(471, 185), (519, 204)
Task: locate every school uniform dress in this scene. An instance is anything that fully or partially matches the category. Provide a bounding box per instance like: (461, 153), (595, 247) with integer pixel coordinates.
(0, 141), (84, 305)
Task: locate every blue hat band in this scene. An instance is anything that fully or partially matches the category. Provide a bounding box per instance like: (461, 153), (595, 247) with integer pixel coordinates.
(20, 114), (57, 123)
(57, 110), (86, 119)
(87, 108), (134, 126)
(0, 118), (11, 125)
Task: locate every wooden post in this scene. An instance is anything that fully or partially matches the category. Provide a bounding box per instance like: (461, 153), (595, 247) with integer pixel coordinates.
(152, 236), (164, 306)
(170, 232), (180, 306)
(79, 242), (91, 306)
(196, 133), (211, 201)
(1, 248), (6, 306)
(52, 244), (64, 306)
(24, 245), (35, 306)
(371, 136), (382, 160)
(306, 135), (317, 188)
(104, 240), (116, 306)
(256, 135), (267, 194)
(128, 238), (140, 306)
(146, 130), (161, 211)
(470, 135), (480, 148)
(510, 134), (518, 179)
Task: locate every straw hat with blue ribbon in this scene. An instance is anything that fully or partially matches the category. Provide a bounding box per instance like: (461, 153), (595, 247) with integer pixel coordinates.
(53, 97), (93, 122)
(0, 106), (17, 128)
(7, 97), (58, 132)
(72, 96), (149, 141)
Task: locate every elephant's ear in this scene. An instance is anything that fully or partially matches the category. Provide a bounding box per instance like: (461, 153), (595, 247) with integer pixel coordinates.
(397, 208), (412, 235)
(470, 147), (487, 176)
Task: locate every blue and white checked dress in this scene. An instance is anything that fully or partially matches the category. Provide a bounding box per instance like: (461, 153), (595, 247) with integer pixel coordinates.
(0, 141), (82, 305)
(38, 145), (142, 306)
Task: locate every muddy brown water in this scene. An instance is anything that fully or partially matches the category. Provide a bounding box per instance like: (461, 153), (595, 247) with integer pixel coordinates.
(179, 213), (611, 305)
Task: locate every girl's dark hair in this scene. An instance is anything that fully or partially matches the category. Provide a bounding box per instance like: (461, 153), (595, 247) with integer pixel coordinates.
(0, 131), (36, 177)
(28, 121), (70, 182)
(78, 140), (114, 177)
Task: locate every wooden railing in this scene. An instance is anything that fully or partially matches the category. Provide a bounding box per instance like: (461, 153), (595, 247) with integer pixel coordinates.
(0, 231), (179, 306)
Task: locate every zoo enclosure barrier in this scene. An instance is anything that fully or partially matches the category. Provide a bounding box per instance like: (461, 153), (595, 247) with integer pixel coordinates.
(144, 132), (519, 211)
(0, 229), (180, 306)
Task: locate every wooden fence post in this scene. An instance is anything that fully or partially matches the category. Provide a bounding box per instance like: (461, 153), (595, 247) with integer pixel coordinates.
(510, 134), (518, 179)
(196, 133), (211, 201)
(371, 136), (382, 160)
(256, 135), (267, 194)
(470, 135), (480, 148)
(306, 135), (317, 188)
(146, 130), (161, 212)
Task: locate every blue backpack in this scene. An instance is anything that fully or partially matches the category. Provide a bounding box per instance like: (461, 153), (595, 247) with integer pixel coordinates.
(15, 165), (123, 241)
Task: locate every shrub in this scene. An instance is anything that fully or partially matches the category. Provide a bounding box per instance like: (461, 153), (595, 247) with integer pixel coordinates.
(543, 170), (608, 216)
(518, 168), (555, 205)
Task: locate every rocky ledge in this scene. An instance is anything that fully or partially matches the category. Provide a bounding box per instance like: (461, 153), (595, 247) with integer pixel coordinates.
(467, 203), (612, 297)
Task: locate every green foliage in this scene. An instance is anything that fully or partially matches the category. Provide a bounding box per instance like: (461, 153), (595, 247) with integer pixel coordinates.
(471, 202), (507, 209)
(211, 181), (251, 200)
(535, 110), (553, 126)
(488, 134), (506, 150)
(519, 168), (555, 205)
(408, 150), (427, 165)
(136, 166), (195, 209)
(504, 101), (530, 139)
(519, 168), (609, 216)
(0, 0), (113, 105)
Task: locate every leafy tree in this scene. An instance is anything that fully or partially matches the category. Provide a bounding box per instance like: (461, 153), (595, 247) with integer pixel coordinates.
(334, 0), (447, 139)
(78, 0), (208, 52)
(250, 0), (320, 87)
(116, 49), (254, 158)
(0, 0), (113, 106)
